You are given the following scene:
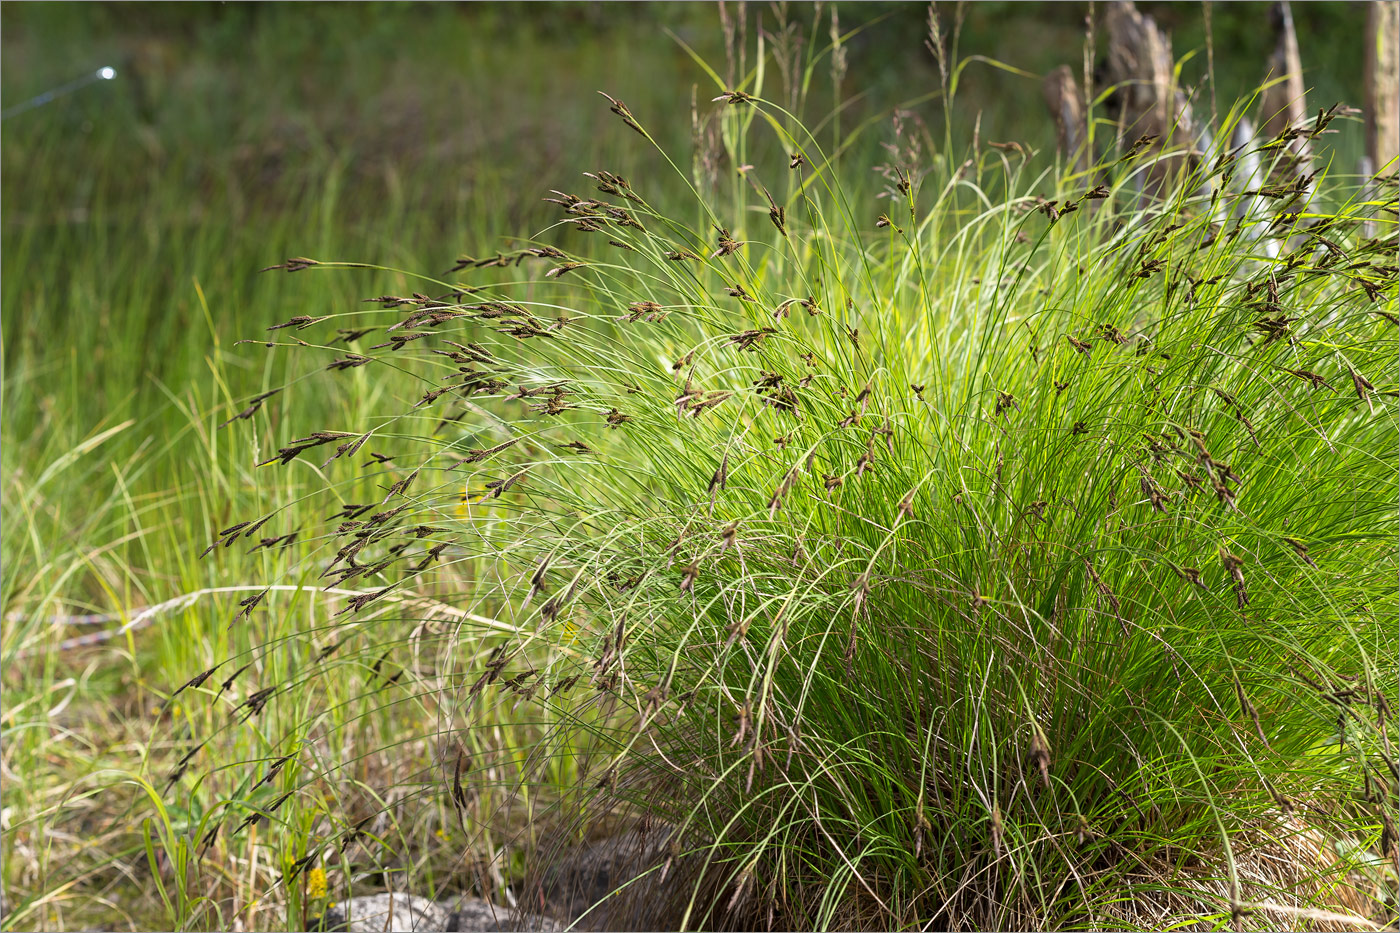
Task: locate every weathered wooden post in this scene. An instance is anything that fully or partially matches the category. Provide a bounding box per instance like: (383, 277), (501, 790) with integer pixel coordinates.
(1364, 0), (1399, 174)
(1042, 65), (1089, 175)
(1098, 1), (1210, 202)
(1258, 0), (1311, 177)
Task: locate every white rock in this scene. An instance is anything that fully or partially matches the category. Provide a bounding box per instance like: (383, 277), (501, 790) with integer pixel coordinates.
(321, 893), (451, 932)
(444, 897), (564, 932)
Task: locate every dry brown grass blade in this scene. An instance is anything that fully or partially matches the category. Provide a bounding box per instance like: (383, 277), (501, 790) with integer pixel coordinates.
(1237, 900), (1384, 931)
(16, 585), (522, 657)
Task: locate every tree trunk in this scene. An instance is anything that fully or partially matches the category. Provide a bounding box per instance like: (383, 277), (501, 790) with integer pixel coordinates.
(1258, 1), (1312, 183)
(1100, 1), (1203, 200)
(1042, 65), (1089, 174)
(1365, 1), (1399, 174)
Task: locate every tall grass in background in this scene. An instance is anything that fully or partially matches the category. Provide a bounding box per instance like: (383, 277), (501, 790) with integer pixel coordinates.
(196, 34), (1399, 933)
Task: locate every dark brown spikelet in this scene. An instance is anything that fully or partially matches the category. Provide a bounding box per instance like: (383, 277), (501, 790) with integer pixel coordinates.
(201, 520), (254, 558)
(163, 761), (190, 792)
(334, 818), (370, 853)
(339, 585), (396, 616)
(600, 91), (646, 136)
(415, 386), (452, 409)
(320, 432), (371, 468)
(469, 646), (513, 697)
(267, 315), (328, 332)
(369, 331), (432, 351)
(605, 408), (632, 429)
(167, 664), (223, 707)
(220, 389), (282, 428)
(1175, 467), (1204, 493)
(177, 742), (208, 770)
(259, 257), (320, 273)
(585, 170), (642, 203)
(1220, 549), (1249, 609)
(556, 441), (592, 454)
(728, 327), (775, 351)
(258, 431), (358, 468)
(712, 89), (755, 105)
(456, 439), (519, 465)
(327, 354), (373, 372)
(1177, 565), (1206, 589)
(1348, 366), (1376, 412)
(1119, 134), (1158, 162)
(713, 226), (741, 257)
(550, 674), (582, 698)
(624, 301), (668, 323)
(1029, 730), (1051, 789)
(528, 556), (551, 602)
(451, 748), (473, 813)
(1082, 558), (1121, 620)
(1096, 323), (1126, 345)
(1284, 537), (1318, 568)
(1066, 335), (1093, 356)
(252, 752), (296, 791)
(236, 686), (277, 722)
(231, 588), (269, 627)
(286, 851), (320, 882)
(364, 295), (414, 308)
(1253, 313), (1295, 345)
(708, 454), (729, 496)
(1282, 367), (1332, 389)
(484, 469), (528, 499)
(385, 468), (419, 500)
(1140, 474), (1168, 513)
(1134, 258), (1163, 279)
(216, 662), (254, 700)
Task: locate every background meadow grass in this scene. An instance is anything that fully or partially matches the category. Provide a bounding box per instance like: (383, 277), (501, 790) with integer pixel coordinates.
(1, 3), (1392, 931)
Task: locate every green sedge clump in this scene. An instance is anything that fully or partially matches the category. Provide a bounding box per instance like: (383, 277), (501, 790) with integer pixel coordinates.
(223, 80), (1397, 933)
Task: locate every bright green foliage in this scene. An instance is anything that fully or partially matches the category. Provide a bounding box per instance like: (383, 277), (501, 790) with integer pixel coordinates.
(240, 86), (1398, 930)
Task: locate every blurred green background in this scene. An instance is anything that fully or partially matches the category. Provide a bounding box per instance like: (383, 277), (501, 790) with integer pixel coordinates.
(1, 2), (1370, 446)
(1, 1), (1370, 429)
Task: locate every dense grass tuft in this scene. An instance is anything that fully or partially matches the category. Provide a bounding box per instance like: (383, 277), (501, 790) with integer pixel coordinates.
(226, 81), (1397, 930)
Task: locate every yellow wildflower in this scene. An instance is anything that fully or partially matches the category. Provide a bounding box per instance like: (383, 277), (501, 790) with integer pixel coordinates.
(307, 866), (328, 900)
